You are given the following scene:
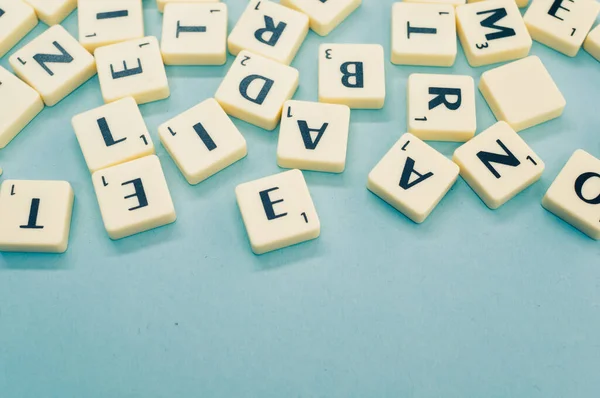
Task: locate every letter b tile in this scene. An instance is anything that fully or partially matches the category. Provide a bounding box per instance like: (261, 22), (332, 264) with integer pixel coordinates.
(215, 50), (299, 130)
(236, 169), (320, 254)
(92, 155), (176, 240)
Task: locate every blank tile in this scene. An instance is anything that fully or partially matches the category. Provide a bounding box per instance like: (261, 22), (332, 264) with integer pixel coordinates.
(542, 150), (600, 240)
(215, 50), (299, 130)
(277, 100), (350, 173)
(236, 169), (320, 255)
(479, 56), (565, 132)
(408, 0), (465, 6)
(318, 43), (386, 109)
(0, 0), (38, 58)
(77, 0), (144, 52)
(391, 2), (457, 66)
(228, 0), (308, 65)
(24, 0), (76, 25)
(368, 133), (459, 223)
(467, 0), (529, 7)
(157, 0), (219, 13)
(9, 25), (96, 106)
(0, 65), (43, 148)
(457, 0), (532, 67)
(279, 0), (361, 36)
(161, 3), (227, 65)
(584, 25), (600, 61)
(95, 36), (169, 105)
(72, 97), (155, 173)
(0, 180), (74, 253)
(158, 98), (247, 185)
(92, 155), (176, 240)
(524, 0), (599, 57)
(407, 73), (476, 142)
(453, 121), (545, 209)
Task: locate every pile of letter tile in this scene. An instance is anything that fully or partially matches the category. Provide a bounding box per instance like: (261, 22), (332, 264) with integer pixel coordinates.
(0, 0), (598, 255)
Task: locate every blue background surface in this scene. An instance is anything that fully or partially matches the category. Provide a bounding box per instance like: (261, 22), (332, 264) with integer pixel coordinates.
(1, 1), (599, 397)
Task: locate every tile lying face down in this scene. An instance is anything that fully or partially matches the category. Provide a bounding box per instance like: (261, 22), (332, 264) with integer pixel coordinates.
(279, 0), (362, 36)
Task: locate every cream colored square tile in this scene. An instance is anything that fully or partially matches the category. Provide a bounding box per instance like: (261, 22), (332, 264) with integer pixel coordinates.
(318, 43), (386, 109)
(77, 0), (144, 52)
(391, 2), (457, 66)
(407, 0), (466, 6)
(0, 66), (43, 148)
(407, 73), (476, 142)
(584, 24), (600, 61)
(236, 169), (320, 254)
(479, 56), (565, 132)
(215, 50), (299, 130)
(456, 0), (532, 67)
(9, 25), (96, 106)
(453, 121), (545, 209)
(277, 100), (350, 173)
(0, 0), (38, 58)
(542, 150), (600, 240)
(92, 155), (176, 240)
(24, 0), (76, 25)
(159, 98), (247, 185)
(279, 0), (361, 36)
(161, 3), (227, 65)
(95, 36), (169, 105)
(0, 180), (74, 253)
(367, 133), (459, 223)
(467, 0), (530, 7)
(524, 0), (599, 57)
(228, 0), (308, 65)
(157, 0), (219, 13)
(72, 97), (155, 173)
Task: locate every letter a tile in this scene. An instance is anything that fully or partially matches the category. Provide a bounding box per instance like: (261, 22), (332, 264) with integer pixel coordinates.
(236, 169), (320, 254)
(542, 150), (600, 240)
(95, 36), (169, 105)
(0, 180), (74, 253)
(319, 43), (386, 109)
(368, 133), (459, 223)
(92, 155), (176, 240)
(228, 0), (308, 65)
(453, 121), (545, 209)
(215, 50), (299, 130)
(456, 0), (532, 67)
(9, 25), (96, 106)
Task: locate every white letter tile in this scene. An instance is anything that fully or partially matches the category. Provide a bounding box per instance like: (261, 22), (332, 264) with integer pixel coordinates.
(236, 169), (320, 255)
(280, 0), (361, 36)
(159, 98), (247, 185)
(24, 0), (76, 25)
(584, 24), (600, 61)
(157, 0), (219, 13)
(0, 0), (38, 58)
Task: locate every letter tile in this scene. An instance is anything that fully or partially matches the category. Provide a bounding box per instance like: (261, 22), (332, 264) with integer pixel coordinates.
(228, 0), (309, 65)
(161, 3), (227, 65)
(158, 98), (247, 185)
(453, 121), (545, 209)
(277, 100), (350, 173)
(407, 73), (476, 142)
(367, 133), (459, 223)
(23, 0), (76, 25)
(0, 0), (38, 58)
(215, 50), (299, 130)
(318, 43), (386, 109)
(72, 97), (155, 173)
(524, 0), (600, 57)
(92, 155), (176, 240)
(0, 180), (74, 253)
(584, 24), (600, 61)
(9, 25), (96, 106)
(235, 169), (320, 254)
(408, 0), (466, 6)
(95, 36), (169, 105)
(542, 150), (600, 240)
(391, 2), (457, 67)
(467, 0), (530, 8)
(479, 56), (565, 132)
(157, 0), (219, 13)
(279, 0), (361, 36)
(77, 0), (144, 52)
(456, 0), (532, 67)
(0, 66), (43, 148)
